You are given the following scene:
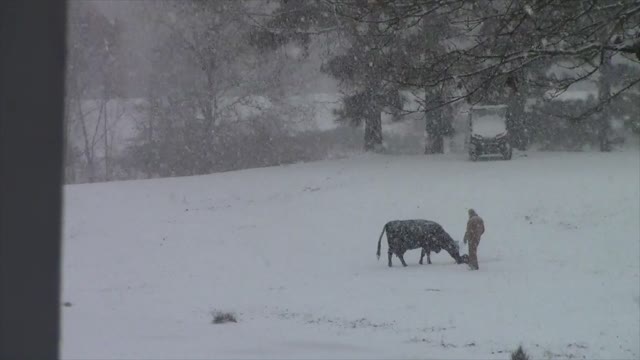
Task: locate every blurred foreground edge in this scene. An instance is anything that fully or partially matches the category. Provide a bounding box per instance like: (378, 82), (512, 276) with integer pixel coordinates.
(0, 2), (66, 359)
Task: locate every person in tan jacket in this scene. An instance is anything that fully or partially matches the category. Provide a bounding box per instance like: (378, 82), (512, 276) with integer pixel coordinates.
(464, 208), (485, 270)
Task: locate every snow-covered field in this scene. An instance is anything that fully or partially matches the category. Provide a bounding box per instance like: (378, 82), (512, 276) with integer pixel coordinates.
(62, 150), (640, 359)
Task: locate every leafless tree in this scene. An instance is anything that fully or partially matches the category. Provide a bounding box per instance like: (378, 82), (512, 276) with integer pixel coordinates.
(65, 2), (124, 182)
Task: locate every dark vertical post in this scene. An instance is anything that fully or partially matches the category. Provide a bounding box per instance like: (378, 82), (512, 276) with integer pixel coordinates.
(0, 2), (66, 359)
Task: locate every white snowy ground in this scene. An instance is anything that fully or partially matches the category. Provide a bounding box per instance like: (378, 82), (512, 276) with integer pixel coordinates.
(62, 150), (640, 359)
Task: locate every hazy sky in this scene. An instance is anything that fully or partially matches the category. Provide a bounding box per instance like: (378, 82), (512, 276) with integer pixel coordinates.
(88, 0), (337, 97)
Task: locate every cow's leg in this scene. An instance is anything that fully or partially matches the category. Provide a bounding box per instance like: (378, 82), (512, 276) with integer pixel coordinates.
(388, 251), (393, 267)
(397, 253), (408, 267)
(419, 248), (425, 265)
(427, 249), (432, 264)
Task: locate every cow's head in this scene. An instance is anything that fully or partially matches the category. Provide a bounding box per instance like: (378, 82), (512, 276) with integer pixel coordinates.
(443, 239), (464, 264)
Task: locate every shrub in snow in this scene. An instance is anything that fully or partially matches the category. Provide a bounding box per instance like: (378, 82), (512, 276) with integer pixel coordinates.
(211, 311), (237, 324)
(511, 345), (530, 360)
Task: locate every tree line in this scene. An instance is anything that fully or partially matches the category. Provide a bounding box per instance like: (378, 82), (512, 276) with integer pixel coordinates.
(64, 0), (640, 183)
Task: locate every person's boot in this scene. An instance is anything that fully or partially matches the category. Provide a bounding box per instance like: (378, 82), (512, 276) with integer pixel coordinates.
(467, 259), (479, 270)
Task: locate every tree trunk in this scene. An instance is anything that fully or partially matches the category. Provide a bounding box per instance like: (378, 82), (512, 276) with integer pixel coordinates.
(362, 7), (383, 153)
(364, 107), (383, 152)
(103, 99), (110, 181)
(507, 89), (528, 151)
(76, 101), (96, 182)
(85, 156), (95, 183)
(425, 108), (444, 154)
(424, 85), (449, 154)
(598, 55), (612, 152)
(63, 97), (76, 184)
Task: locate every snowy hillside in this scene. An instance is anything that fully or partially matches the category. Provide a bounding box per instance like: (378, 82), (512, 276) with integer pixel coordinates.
(61, 150), (640, 359)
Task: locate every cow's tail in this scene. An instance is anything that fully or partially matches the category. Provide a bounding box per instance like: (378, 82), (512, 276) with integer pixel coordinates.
(376, 224), (387, 260)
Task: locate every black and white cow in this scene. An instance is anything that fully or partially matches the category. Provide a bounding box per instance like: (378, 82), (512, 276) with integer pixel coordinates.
(376, 220), (465, 267)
